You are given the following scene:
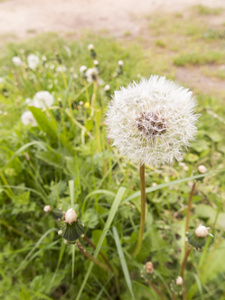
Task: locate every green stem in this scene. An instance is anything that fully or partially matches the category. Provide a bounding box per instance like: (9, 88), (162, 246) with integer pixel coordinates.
(76, 240), (110, 273)
(133, 163), (146, 257)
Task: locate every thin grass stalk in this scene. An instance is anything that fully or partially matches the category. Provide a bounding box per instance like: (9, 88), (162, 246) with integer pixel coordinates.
(133, 163), (146, 257)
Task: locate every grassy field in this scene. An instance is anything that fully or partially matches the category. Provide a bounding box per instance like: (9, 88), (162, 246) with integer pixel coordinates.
(0, 5), (225, 300)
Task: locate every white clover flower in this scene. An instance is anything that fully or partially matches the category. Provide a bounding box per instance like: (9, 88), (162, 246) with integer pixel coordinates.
(104, 84), (111, 91)
(65, 208), (77, 224)
(12, 56), (22, 66)
(79, 65), (87, 73)
(118, 60), (124, 66)
(27, 54), (39, 70)
(21, 111), (37, 126)
(198, 165), (207, 174)
(106, 75), (198, 167)
(88, 43), (94, 50)
(85, 67), (98, 83)
(32, 91), (54, 109)
(176, 276), (183, 285)
(195, 224), (213, 238)
(43, 205), (51, 212)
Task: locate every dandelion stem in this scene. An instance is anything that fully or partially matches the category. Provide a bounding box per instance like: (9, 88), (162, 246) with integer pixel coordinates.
(147, 280), (165, 300)
(185, 182), (195, 234)
(76, 240), (110, 273)
(133, 163), (146, 257)
(83, 235), (113, 271)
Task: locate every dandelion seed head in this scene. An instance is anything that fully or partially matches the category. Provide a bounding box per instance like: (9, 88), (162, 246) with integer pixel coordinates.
(79, 65), (87, 73)
(21, 111), (37, 126)
(12, 56), (22, 66)
(32, 91), (54, 109)
(85, 67), (98, 83)
(27, 54), (39, 70)
(106, 75), (198, 167)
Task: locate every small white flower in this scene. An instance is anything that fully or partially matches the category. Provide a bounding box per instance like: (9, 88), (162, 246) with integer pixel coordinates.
(106, 75), (198, 167)
(104, 84), (111, 91)
(12, 56), (22, 66)
(79, 65), (87, 73)
(43, 205), (51, 212)
(32, 91), (54, 109)
(176, 276), (183, 285)
(65, 208), (77, 224)
(195, 224), (212, 238)
(58, 230), (63, 236)
(85, 67), (98, 83)
(152, 182), (157, 187)
(198, 165), (207, 174)
(27, 54), (39, 70)
(21, 111), (37, 126)
(94, 60), (99, 66)
(88, 43), (94, 50)
(118, 60), (124, 66)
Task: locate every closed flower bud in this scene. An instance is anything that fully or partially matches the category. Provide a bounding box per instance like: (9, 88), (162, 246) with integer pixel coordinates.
(79, 65), (87, 73)
(176, 276), (183, 285)
(43, 205), (51, 212)
(58, 230), (62, 236)
(88, 44), (94, 50)
(118, 60), (124, 66)
(104, 84), (111, 92)
(187, 224), (213, 249)
(145, 261), (154, 274)
(198, 165), (207, 174)
(65, 208), (77, 224)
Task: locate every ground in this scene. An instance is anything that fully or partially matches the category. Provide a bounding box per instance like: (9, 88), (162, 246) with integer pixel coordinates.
(0, 0), (225, 95)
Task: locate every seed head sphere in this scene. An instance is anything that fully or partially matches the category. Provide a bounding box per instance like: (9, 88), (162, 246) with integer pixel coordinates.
(106, 75), (198, 167)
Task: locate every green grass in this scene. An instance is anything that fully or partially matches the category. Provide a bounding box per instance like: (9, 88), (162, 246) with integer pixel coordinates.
(0, 6), (225, 300)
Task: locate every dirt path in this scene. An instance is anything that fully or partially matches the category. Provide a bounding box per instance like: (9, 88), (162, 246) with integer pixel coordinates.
(0, 0), (225, 39)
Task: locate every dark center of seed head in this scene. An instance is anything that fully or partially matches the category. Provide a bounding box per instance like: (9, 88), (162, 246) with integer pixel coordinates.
(136, 112), (167, 137)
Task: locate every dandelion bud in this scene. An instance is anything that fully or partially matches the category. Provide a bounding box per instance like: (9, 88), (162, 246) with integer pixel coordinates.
(58, 230), (62, 236)
(43, 205), (51, 212)
(104, 84), (111, 92)
(145, 261), (154, 274)
(88, 44), (94, 50)
(195, 224), (210, 237)
(94, 60), (99, 66)
(176, 276), (183, 285)
(118, 60), (124, 66)
(187, 224), (213, 249)
(198, 165), (207, 174)
(65, 208), (77, 224)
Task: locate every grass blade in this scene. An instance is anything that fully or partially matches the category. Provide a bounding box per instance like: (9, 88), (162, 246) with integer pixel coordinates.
(123, 169), (223, 204)
(76, 187), (126, 300)
(112, 226), (135, 299)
